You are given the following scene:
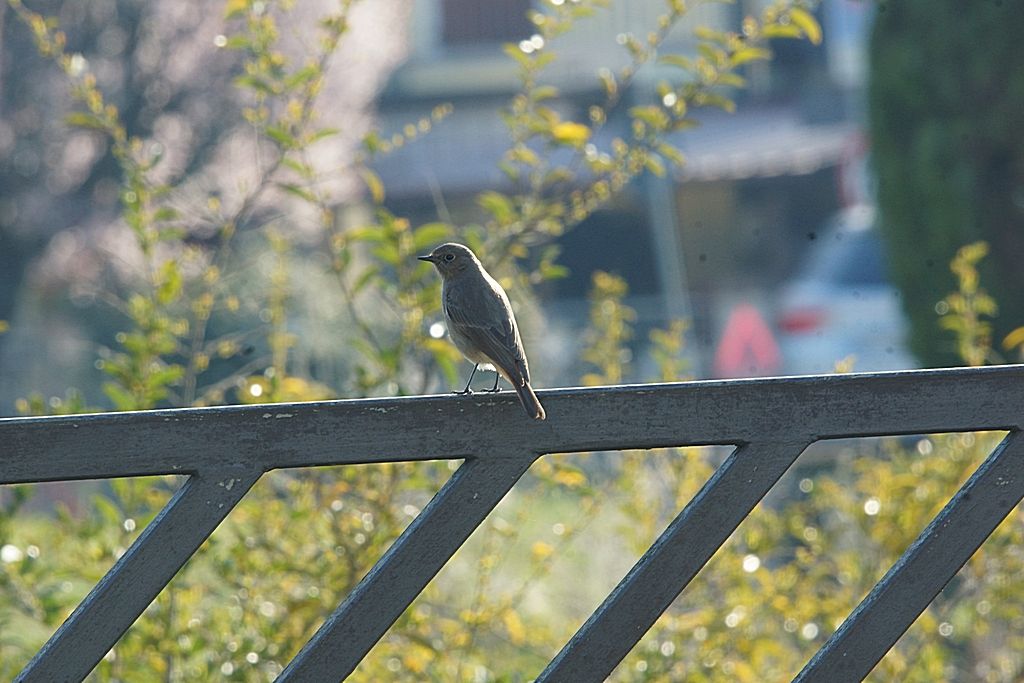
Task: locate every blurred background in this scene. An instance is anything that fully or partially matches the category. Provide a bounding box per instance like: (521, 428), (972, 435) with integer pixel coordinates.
(3, 0), (1021, 412)
(2, 1), (1024, 681)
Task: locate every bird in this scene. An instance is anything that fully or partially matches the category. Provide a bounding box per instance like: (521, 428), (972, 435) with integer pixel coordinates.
(418, 243), (546, 420)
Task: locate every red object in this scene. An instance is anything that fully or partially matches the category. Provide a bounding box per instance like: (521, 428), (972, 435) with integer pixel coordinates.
(778, 306), (828, 334)
(714, 303), (782, 378)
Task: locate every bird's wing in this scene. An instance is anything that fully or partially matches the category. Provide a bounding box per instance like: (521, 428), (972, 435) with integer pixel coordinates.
(445, 278), (530, 385)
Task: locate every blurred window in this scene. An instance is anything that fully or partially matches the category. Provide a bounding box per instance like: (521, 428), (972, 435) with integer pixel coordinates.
(441, 0), (533, 46)
(547, 207), (660, 298)
(805, 229), (888, 286)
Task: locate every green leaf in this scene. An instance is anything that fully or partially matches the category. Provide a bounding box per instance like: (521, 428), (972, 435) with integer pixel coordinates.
(503, 43), (532, 68)
(478, 191), (516, 225)
(570, 4), (595, 19)
(351, 266), (381, 295)
(534, 52), (556, 70)
(371, 242), (400, 266)
(539, 262), (569, 280)
(718, 72), (747, 88)
(598, 68), (617, 98)
(657, 142), (685, 166)
(309, 127), (341, 143)
(278, 182), (316, 202)
(789, 8), (822, 45)
(92, 495), (123, 525)
(659, 54), (694, 71)
(762, 23), (803, 40)
(670, 118), (700, 132)
(286, 64), (320, 89)
(234, 74), (275, 95)
(498, 161), (520, 181)
(699, 92), (736, 113)
(1003, 326), (1024, 351)
(103, 382), (138, 411)
(224, 35), (251, 50)
(413, 222), (454, 251)
(64, 112), (108, 131)
(697, 43), (727, 65)
(153, 207), (179, 223)
(531, 85), (560, 102)
(266, 125), (297, 149)
(155, 260), (182, 305)
(224, 0), (248, 19)
(644, 154), (666, 177)
(282, 157), (314, 178)
(434, 351), (458, 386)
(507, 145), (540, 167)
(629, 105), (670, 130)
(694, 26), (728, 44)
(148, 364), (185, 389)
(359, 168), (385, 204)
(424, 338), (461, 385)
(730, 46), (771, 67)
(347, 225), (388, 243)
(543, 168), (575, 186)
(362, 130), (381, 155)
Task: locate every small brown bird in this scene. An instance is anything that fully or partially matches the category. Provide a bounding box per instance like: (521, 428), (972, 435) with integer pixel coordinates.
(419, 243), (546, 420)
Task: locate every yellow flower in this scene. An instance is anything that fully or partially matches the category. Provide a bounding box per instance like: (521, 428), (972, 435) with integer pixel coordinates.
(551, 121), (590, 146)
(531, 541), (554, 561)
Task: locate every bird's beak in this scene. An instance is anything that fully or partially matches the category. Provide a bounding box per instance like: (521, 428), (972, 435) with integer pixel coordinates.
(417, 254), (435, 263)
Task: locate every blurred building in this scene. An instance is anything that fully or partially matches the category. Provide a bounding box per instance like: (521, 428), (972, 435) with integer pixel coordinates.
(371, 0), (872, 378)
(0, 0), (877, 412)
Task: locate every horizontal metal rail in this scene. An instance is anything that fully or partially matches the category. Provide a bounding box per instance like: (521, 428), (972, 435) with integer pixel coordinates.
(2, 364), (1023, 682)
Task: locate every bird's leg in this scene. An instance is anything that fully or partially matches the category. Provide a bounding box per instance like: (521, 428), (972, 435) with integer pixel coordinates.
(483, 370), (502, 393)
(454, 364), (478, 395)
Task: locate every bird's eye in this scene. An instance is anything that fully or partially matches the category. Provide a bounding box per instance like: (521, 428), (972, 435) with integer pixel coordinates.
(443, 253), (455, 262)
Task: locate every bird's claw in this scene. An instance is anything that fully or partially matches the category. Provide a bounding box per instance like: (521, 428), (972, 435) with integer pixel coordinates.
(453, 388), (473, 395)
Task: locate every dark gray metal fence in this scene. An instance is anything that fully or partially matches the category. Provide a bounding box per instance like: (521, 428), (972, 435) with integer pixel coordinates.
(3, 364), (1023, 682)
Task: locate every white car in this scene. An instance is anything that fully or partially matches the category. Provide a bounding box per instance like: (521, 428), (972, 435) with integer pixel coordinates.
(775, 205), (917, 375)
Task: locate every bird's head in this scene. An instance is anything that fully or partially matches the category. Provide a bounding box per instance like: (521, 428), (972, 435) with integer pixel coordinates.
(417, 242), (479, 277)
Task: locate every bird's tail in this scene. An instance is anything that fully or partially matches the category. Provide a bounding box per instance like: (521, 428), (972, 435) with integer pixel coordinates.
(514, 380), (546, 420)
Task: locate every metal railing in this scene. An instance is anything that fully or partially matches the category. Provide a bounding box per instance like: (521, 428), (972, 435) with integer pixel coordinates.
(2, 364), (1023, 682)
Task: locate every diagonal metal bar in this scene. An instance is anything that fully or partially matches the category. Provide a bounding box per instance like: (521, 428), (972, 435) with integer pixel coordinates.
(16, 467), (260, 683)
(278, 452), (536, 682)
(537, 439), (812, 682)
(794, 429), (1024, 683)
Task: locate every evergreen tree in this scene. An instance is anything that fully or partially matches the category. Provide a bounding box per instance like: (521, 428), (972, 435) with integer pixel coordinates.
(869, 0), (1024, 365)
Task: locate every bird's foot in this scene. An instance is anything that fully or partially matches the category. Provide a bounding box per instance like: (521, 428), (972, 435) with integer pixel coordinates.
(481, 387), (502, 393)
(453, 388), (473, 395)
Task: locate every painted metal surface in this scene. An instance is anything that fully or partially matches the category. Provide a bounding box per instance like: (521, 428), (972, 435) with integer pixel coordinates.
(538, 440), (813, 682)
(17, 469), (260, 683)
(2, 364), (1023, 682)
(280, 454), (535, 681)
(795, 430), (1024, 682)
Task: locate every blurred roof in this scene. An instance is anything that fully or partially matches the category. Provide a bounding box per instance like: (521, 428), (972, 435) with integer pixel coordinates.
(370, 103), (859, 199)
(673, 108), (857, 182)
